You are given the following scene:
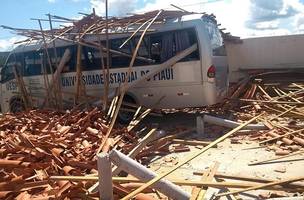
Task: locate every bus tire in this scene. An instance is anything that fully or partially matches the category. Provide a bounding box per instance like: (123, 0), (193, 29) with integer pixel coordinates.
(118, 94), (137, 124)
(9, 97), (25, 113)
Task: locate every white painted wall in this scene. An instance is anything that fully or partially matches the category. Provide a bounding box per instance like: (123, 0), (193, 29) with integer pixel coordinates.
(225, 34), (304, 83)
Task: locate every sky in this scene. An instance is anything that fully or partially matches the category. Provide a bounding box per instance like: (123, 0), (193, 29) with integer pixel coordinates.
(0, 0), (304, 51)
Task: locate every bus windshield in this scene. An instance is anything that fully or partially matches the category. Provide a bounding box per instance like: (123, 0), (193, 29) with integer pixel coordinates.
(203, 18), (226, 56)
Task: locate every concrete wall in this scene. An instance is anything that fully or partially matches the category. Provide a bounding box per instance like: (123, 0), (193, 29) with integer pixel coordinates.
(225, 34), (304, 83)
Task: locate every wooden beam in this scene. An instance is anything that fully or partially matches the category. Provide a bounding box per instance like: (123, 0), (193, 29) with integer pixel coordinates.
(172, 139), (213, 146)
(248, 150), (304, 165)
(119, 18), (152, 49)
(127, 108), (151, 132)
(93, 8), (108, 111)
(37, 19), (58, 108)
(197, 162), (219, 199)
(47, 13), (62, 109)
(193, 172), (304, 188)
(190, 165), (211, 200)
(105, 1), (110, 111)
(12, 66), (31, 110)
(216, 176), (304, 197)
(127, 128), (157, 159)
(121, 114), (263, 200)
(239, 99), (304, 105)
(75, 43), (85, 104)
(49, 175), (304, 191)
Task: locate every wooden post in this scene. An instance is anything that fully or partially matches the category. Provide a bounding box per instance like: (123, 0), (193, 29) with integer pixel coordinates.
(121, 114), (263, 200)
(75, 43), (82, 104)
(37, 19), (58, 108)
(40, 53), (51, 107)
(12, 65), (31, 110)
(75, 43), (87, 104)
(93, 8), (108, 111)
(105, 0), (110, 111)
(47, 13), (63, 109)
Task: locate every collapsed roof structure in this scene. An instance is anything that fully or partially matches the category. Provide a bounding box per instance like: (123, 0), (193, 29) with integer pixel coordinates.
(1, 9), (239, 48)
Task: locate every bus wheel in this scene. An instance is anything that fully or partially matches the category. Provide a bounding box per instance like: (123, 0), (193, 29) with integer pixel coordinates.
(10, 98), (25, 113)
(118, 95), (137, 124)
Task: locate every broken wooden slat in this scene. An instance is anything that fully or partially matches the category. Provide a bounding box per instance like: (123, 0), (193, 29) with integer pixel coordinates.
(248, 150), (304, 165)
(216, 176), (304, 197)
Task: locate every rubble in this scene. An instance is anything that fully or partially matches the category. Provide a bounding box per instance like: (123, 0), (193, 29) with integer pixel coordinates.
(0, 108), (134, 198)
(0, 4), (303, 200)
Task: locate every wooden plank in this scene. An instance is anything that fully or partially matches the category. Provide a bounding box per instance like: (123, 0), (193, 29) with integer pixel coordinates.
(197, 162), (219, 200)
(12, 66), (31, 110)
(45, 49), (71, 108)
(215, 179), (242, 200)
(119, 18), (152, 48)
(127, 128), (157, 159)
(75, 44), (84, 104)
(239, 99), (304, 105)
(47, 13), (62, 109)
(37, 19), (58, 108)
(190, 167), (210, 200)
(93, 8), (108, 111)
(216, 176), (304, 197)
(105, 0), (110, 112)
(193, 172), (304, 188)
(172, 139), (213, 146)
(49, 175), (304, 191)
(127, 108), (151, 132)
(121, 114), (263, 200)
(248, 150), (304, 165)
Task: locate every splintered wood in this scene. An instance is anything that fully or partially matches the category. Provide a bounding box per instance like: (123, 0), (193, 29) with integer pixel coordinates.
(0, 108), (141, 199)
(230, 78), (304, 159)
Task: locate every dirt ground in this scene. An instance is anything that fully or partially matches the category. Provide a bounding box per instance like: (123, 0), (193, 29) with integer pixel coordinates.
(142, 112), (304, 200)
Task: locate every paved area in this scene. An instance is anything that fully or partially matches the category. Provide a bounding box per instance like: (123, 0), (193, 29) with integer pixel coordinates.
(143, 112), (304, 199)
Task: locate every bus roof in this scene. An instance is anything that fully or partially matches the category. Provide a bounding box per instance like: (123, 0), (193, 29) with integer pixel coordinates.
(9, 10), (219, 53)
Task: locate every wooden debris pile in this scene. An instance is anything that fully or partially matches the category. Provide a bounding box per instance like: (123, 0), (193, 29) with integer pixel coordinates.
(0, 107), (142, 199)
(230, 76), (304, 156)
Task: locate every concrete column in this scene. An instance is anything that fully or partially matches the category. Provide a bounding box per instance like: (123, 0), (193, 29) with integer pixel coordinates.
(97, 153), (113, 200)
(109, 149), (190, 200)
(196, 115), (204, 135)
(203, 114), (266, 130)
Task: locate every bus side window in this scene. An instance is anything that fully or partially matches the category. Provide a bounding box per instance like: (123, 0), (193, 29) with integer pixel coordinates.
(24, 51), (42, 76)
(151, 28), (200, 64)
(133, 37), (150, 66)
(181, 29), (200, 61)
(1, 66), (14, 83)
(60, 45), (77, 73)
(110, 38), (131, 68)
(150, 35), (162, 64)
(82, 46), (101, 71)
(1, 53), (23, 83)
